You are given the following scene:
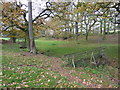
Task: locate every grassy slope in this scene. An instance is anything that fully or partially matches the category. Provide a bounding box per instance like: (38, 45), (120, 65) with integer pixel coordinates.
(1, 36), (118, 59)
(35, 38), (118, 59)
(2, 55), (83, 88)
(1, 35), (119, 88)
(1, 44), (84, 88)
(2, 40), (118, 59)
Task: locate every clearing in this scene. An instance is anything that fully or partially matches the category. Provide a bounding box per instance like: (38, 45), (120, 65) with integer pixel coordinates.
(1, 35), (119, 88)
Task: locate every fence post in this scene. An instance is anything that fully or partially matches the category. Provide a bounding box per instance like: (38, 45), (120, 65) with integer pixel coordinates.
(72, 55), (75, 68)
(90, 52), (96, 65)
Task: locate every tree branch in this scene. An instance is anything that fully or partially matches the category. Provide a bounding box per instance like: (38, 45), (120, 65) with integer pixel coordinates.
(14, 23), (26, 32)
(22, 11), (28, 23)
(32, 8), (51, 23)
(2, 25), (15, 31)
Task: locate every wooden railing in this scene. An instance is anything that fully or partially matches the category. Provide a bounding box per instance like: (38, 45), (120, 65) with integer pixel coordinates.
(62, 47), (107, 68)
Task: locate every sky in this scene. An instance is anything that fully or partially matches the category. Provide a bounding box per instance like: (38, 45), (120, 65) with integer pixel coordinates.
(2, 0), (119, 20)
(16, 0), (47, 20)
(4, 0), (119, 2)
(1, 0), (49, 20)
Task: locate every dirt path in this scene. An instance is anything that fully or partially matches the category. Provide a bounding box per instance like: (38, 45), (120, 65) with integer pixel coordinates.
(3, 51), (100, 88)
(49, 57), (100, 88)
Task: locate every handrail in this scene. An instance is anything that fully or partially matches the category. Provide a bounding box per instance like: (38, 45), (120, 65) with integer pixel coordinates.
(64, 47), (105, 57)
(62, 47), (106, 67)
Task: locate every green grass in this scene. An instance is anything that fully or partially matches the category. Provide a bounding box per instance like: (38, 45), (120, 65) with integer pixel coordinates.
(2, 43), (28, 53)
(70, 66), (118, 88)
(35, 38), (118, 59)
(2, 36), (119, 88)
(1, 36), (118, 59)
(0, 37), (10, 40)
(2, 55), (84, 88)
(2, 37), (118, 59)
(2, 40), (118, 58)
(105, 44), (119, 59)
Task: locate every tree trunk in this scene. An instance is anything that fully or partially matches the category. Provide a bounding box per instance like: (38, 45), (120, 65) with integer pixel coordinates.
(107, 22), (110, 34)
(13, 37), (16, 43)
(86, 28), (91, 40)
(86, 31), (89, 40)
(100, 20), (103, 36)
(85, 24), (89, 40)
(103, 19), (106, 40)
(93, 24), (95, 34)
(114, 16), (116, 34)
(70, 28), (72, 33)
(75, 21), (78, 41)
(28, 1), (37, 54)
(10, 37), (16, 43)
(80, 22), (82, 36)
(75, 3), (79, 41)
(25, 31), (30, 50)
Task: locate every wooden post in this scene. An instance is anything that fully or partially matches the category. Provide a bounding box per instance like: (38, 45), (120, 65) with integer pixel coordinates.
(72, 56), (75, 68)
(90, 52), (96, 65)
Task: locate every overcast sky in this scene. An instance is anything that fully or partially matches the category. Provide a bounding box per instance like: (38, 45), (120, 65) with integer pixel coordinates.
(18, 0), (47, 20)
(3, 0), (119, 20)
(3, 0), (47, 18)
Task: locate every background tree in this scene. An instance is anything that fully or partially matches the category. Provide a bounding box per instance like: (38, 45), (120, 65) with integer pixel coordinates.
(1, 1), (54, 52)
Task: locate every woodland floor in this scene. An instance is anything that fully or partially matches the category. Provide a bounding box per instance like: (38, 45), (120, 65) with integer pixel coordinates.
(1, 34), (119, 88)
(2, 51), (118, 88)
(2, 51), (93, 88)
